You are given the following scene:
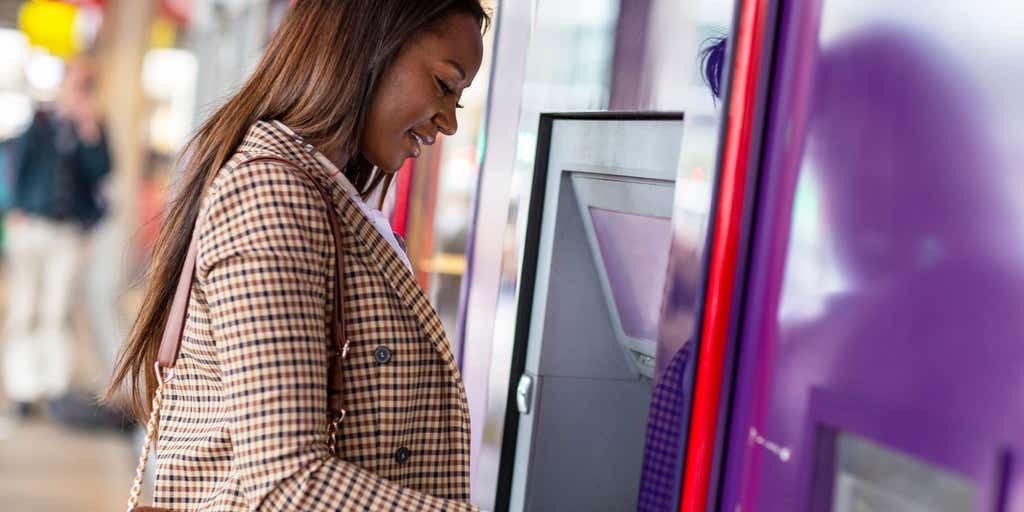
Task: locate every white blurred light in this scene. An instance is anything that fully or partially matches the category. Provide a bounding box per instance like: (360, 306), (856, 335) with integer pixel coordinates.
(0, 29), (30, 90)
(541, 0), (618, 26)
(675, 174), (712, 215)
(24, 51), (64, 94)
(0, 92), (34, 140)
(439, 152), (477, 194)
(74, 6), (104, 50)
(142, 48), (198, 100)
(514, 130), (537, 164)
(0, 28), (28, 50)
(143, 48), (199, 154)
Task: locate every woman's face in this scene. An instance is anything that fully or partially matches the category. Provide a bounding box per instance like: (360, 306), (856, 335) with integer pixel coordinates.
(360, 13), (484, 172)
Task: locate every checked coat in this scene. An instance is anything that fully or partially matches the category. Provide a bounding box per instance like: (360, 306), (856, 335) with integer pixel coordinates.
(152, 121), (476, 511)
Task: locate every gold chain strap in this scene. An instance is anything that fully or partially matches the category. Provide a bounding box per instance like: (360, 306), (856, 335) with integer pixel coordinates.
(325, 412), (344, 456)
(325, 339), (351, 456)
(126, 362), (171, 512)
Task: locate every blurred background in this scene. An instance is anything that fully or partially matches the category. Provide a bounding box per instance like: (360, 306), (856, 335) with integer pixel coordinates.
(0, 0), (728, 509)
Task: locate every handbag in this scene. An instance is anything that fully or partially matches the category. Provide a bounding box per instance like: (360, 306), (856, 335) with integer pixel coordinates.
(125, 156), (350, 511)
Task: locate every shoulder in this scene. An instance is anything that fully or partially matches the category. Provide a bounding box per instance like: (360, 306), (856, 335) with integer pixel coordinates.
(209, 153), (321, 201)
(200, 152), (334, 226)
(197, 152), (334, 263)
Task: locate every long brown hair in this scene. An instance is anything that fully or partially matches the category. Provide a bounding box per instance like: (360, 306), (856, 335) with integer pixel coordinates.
(106, 0), (490, 421)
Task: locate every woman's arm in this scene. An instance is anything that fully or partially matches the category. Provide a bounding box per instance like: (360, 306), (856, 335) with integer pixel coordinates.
(200, 160), (477, 511)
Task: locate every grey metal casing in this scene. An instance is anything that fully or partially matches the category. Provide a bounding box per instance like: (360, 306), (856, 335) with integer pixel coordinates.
(506, 114), (683, 511)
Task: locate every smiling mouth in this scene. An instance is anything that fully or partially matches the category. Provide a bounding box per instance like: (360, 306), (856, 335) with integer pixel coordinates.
(407, 130), (435, 158)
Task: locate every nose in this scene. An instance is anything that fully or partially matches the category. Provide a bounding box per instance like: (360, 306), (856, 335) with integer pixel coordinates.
(433, 102), (458, 136)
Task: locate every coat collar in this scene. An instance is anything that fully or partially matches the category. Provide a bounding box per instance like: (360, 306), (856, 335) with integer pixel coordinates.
(236, 121), (462, 378)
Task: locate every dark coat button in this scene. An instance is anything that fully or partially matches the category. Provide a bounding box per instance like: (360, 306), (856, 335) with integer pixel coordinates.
(374, 346), (392, 364)
(395, 446), (411, 463)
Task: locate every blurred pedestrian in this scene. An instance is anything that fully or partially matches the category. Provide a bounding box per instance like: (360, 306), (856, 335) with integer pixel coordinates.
(3, 56), (111, 417)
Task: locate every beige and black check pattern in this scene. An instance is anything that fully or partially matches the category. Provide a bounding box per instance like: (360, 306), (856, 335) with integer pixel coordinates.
(152, 121), (476, 511)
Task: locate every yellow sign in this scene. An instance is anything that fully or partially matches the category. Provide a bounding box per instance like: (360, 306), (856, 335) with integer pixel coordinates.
(18, 0), (80, 57)
(151, 16), (177, 49)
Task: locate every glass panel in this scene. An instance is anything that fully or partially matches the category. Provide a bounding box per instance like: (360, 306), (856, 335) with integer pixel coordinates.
(721, 2), (1024, 508)
(832, 432), (975, 512)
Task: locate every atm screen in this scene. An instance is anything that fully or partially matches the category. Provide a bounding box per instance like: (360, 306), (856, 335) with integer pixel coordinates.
(588, 206), (672, 343)
(570, 174), (675, 378)
(830, 432), (975, 512)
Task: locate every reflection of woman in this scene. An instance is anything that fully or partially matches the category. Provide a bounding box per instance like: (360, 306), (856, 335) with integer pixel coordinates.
(106, 1), (488, 509)
(636, 36), (730, 511)
(759, 29), (1018, 511)
(4, 57), (110, 414)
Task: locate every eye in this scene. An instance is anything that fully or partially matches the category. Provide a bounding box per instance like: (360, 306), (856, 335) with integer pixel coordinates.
(435, 76), (465, 109)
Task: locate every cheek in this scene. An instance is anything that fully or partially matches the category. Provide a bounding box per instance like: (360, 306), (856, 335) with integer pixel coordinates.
(363, 87), (407, 155)
(367, 94), (398, 139)
(360, 65), (436, 166)
(376, 77), (417, 126)
(388, 72), (440, 127)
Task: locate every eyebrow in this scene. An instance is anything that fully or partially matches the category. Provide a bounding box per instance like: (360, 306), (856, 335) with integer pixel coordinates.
(445, 59), (466, 81)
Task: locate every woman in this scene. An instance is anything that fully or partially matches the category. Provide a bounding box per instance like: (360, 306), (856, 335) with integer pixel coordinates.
(106, 1), (488, 510)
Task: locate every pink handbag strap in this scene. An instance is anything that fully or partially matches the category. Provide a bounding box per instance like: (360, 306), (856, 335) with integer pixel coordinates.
(156, 155), (348, 371)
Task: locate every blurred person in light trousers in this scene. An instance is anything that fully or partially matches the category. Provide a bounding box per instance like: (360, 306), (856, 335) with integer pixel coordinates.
(3, 56), (111, 417)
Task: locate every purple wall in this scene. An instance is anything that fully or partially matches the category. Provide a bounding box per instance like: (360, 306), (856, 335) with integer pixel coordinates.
(719, 1), (1024, 510)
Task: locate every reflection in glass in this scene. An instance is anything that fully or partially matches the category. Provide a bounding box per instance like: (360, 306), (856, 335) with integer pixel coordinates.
(831, 432), (974, 512)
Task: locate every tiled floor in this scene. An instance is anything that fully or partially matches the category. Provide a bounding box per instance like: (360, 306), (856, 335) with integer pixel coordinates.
(0, 231), (147, 511)
(0, 415), (137, 511)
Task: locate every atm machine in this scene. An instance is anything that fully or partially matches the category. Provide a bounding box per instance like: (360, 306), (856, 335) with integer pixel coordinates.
(495, 113), (686, 511)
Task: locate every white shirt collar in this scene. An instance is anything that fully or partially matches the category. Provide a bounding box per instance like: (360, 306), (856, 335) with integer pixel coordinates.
(270, 120), (413, 272)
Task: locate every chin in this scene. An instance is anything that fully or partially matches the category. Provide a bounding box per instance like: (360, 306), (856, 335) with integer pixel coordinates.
(360, 140), (407, 172)
(383, 152), (408, 172)
(362, 154), (395, 173)
(377, 160), (402, 173)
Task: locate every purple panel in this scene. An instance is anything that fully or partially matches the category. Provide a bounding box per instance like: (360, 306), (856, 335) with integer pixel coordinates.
(588, 207), (672, 343)
(720, 1), (1024, 511)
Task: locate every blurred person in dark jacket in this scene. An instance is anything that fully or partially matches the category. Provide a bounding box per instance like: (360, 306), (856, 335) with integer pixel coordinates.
(3, 56), (111, 418)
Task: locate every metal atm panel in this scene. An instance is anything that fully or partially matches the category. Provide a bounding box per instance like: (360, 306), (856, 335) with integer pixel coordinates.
(499, 113), (684, 511)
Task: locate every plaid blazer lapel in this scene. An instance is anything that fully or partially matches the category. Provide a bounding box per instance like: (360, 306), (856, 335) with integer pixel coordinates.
(239, 121), (463, 378)
(333, 191), (462, 373)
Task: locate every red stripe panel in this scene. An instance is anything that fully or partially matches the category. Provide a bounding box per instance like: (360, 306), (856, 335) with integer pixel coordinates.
(391, 159), (415, 238)
(680, 0), (769, 510)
